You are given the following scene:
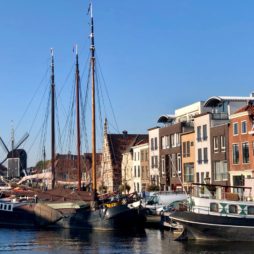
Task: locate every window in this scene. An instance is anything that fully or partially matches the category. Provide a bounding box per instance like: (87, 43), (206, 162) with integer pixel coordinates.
(248, 206), (254, 215)
(210, 203), (219, 212)
(203, 148), (208, 163)
(170, 134), (175, 147)
(242, 142), (249, 163)
(203, 125), (207, 140)
(213, 137), (219, 152)
(154, 156), (158, 167)
(182, 141), (190, 157)
(228, 205), (238, 214)
(177, 153), (181, 173)
(151, 138), (154, 151)
(184, 163), (194, 182)
(138, 166), (140, 177)
(137, 183), (140, 193)
(175, 133), (180, 147)
(196, 172), (200, 183)
(241, 121), (247, 134)
(134, 166), (136, 177)
(161, 157), (165, 174)
(197, 126), (202, 141)
(183, 142), (186, 157)
(232, 144), (239, 164)
(201, 172), (204, 183)
(186, 141), (190, 157)
(198, 148), (202, 164)
(221, 136), (226, 152)
(154, 137), (158, 150)
(233, 122), (239, 135)
(214, 161), (228, 181)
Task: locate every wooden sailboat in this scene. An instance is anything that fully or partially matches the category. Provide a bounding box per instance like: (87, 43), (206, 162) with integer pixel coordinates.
(0, 2), (146, 230)
(40, 2), (146, 230)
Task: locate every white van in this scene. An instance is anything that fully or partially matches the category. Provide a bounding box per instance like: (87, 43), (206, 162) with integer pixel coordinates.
(144, 191), (187, 215)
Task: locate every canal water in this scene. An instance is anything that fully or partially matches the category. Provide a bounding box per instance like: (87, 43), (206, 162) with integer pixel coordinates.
(0, 228), (253, 253)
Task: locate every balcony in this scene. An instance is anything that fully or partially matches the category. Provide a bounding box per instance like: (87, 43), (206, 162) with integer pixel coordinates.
(211, 112), (228, 120)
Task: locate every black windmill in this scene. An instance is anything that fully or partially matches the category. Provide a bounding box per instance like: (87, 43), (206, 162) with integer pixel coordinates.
(0, 132), (29, 178)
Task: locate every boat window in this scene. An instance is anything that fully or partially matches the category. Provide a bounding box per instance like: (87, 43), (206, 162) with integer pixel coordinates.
(0, 204), (2, 209)
(248, 206), (254, 215)
(228, 205), (238, 214)
(8, 205), (11, 211)
(3, 205), (7, 211)
(210, 203), (219, 212)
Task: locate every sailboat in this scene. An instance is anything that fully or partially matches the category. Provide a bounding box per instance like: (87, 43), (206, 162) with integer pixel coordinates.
(39, 2), (146, 230)
(0, 2), (146, 231)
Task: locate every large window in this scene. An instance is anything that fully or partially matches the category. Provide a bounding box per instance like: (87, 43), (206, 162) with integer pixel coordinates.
(214, 161), (228, 181)
(184, 163), (194, 182)
(232, 144), (239, 164)
(197, 126), (202, 141)
(154, 137), (158, 150)
(203, 125), (207, 140)
(213, 136), (219, 152)
(161, 157), (165, 174)
(203, 148), (208, 163)
(233, 122), (239, 135)
(151, 138), (154, 151)
(170, 134), (175, 148)
(221, 136), (226, 152)
(177, 153), (181, 173)
(242, 142), (249, 163)
(198, 148), (202, 164)
(183, 141), (190, 157)
(241, 121), (247, 134)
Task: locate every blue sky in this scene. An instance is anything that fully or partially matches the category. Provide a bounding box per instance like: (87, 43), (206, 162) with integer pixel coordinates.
(1, 0), (254, 166)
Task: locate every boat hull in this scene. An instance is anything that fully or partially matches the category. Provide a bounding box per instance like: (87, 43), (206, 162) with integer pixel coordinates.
(55, 204), (146, 231)
(170, 211), (254, 241)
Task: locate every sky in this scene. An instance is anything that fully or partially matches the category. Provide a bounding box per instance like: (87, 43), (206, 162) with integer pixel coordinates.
(1, 0), (254, 166)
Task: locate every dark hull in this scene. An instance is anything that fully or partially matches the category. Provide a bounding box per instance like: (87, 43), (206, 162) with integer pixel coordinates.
(54, 204), (146, 231)
(170, 211), (254, 241)
(0, 203), (62, 228)
(0, 202), (146, 231)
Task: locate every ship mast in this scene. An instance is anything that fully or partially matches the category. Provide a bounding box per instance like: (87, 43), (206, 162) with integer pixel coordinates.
(90, 2), (97, 192)
(51, 48), (56, 189)
(75, 45), (82, 191)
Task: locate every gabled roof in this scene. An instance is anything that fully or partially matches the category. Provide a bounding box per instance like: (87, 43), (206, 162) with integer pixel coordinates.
(204, 96), (254, 107)
(107, 133), (148, 164)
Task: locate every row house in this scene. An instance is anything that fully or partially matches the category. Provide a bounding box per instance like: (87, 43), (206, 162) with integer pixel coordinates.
(194, 95), (254, 185)
(229, 104), (254, 192)
(102, 119), (148, 192)
(159, 120), (194, 191)
(181, 131), (195, 191)
(121, 141), (149, 193)
(153, 101), (207, 191)
(148, 127), (160, 187)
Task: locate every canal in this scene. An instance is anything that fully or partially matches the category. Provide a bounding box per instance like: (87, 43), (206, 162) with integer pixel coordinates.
(0, 228), (253, 253)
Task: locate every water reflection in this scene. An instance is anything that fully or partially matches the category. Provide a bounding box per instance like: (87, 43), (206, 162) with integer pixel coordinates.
(0, 228), (253, 253)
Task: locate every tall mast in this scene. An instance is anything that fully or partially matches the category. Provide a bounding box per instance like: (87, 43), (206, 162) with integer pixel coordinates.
(75, 45), (82, 191)
(51, 48), (56, 189)
(90, 2), (97, 192)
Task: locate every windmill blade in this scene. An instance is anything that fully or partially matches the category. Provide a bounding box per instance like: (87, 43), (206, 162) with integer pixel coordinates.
(0, 157), (7, 166)
(0, 137), (9, 154)
(14, 132), (29, 150)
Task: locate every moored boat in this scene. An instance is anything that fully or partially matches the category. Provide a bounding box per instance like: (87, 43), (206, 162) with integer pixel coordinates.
(170, 183), (254, 241)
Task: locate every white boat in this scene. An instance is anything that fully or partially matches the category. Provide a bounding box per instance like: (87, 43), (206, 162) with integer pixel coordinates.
(170, 183), (254, 241)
